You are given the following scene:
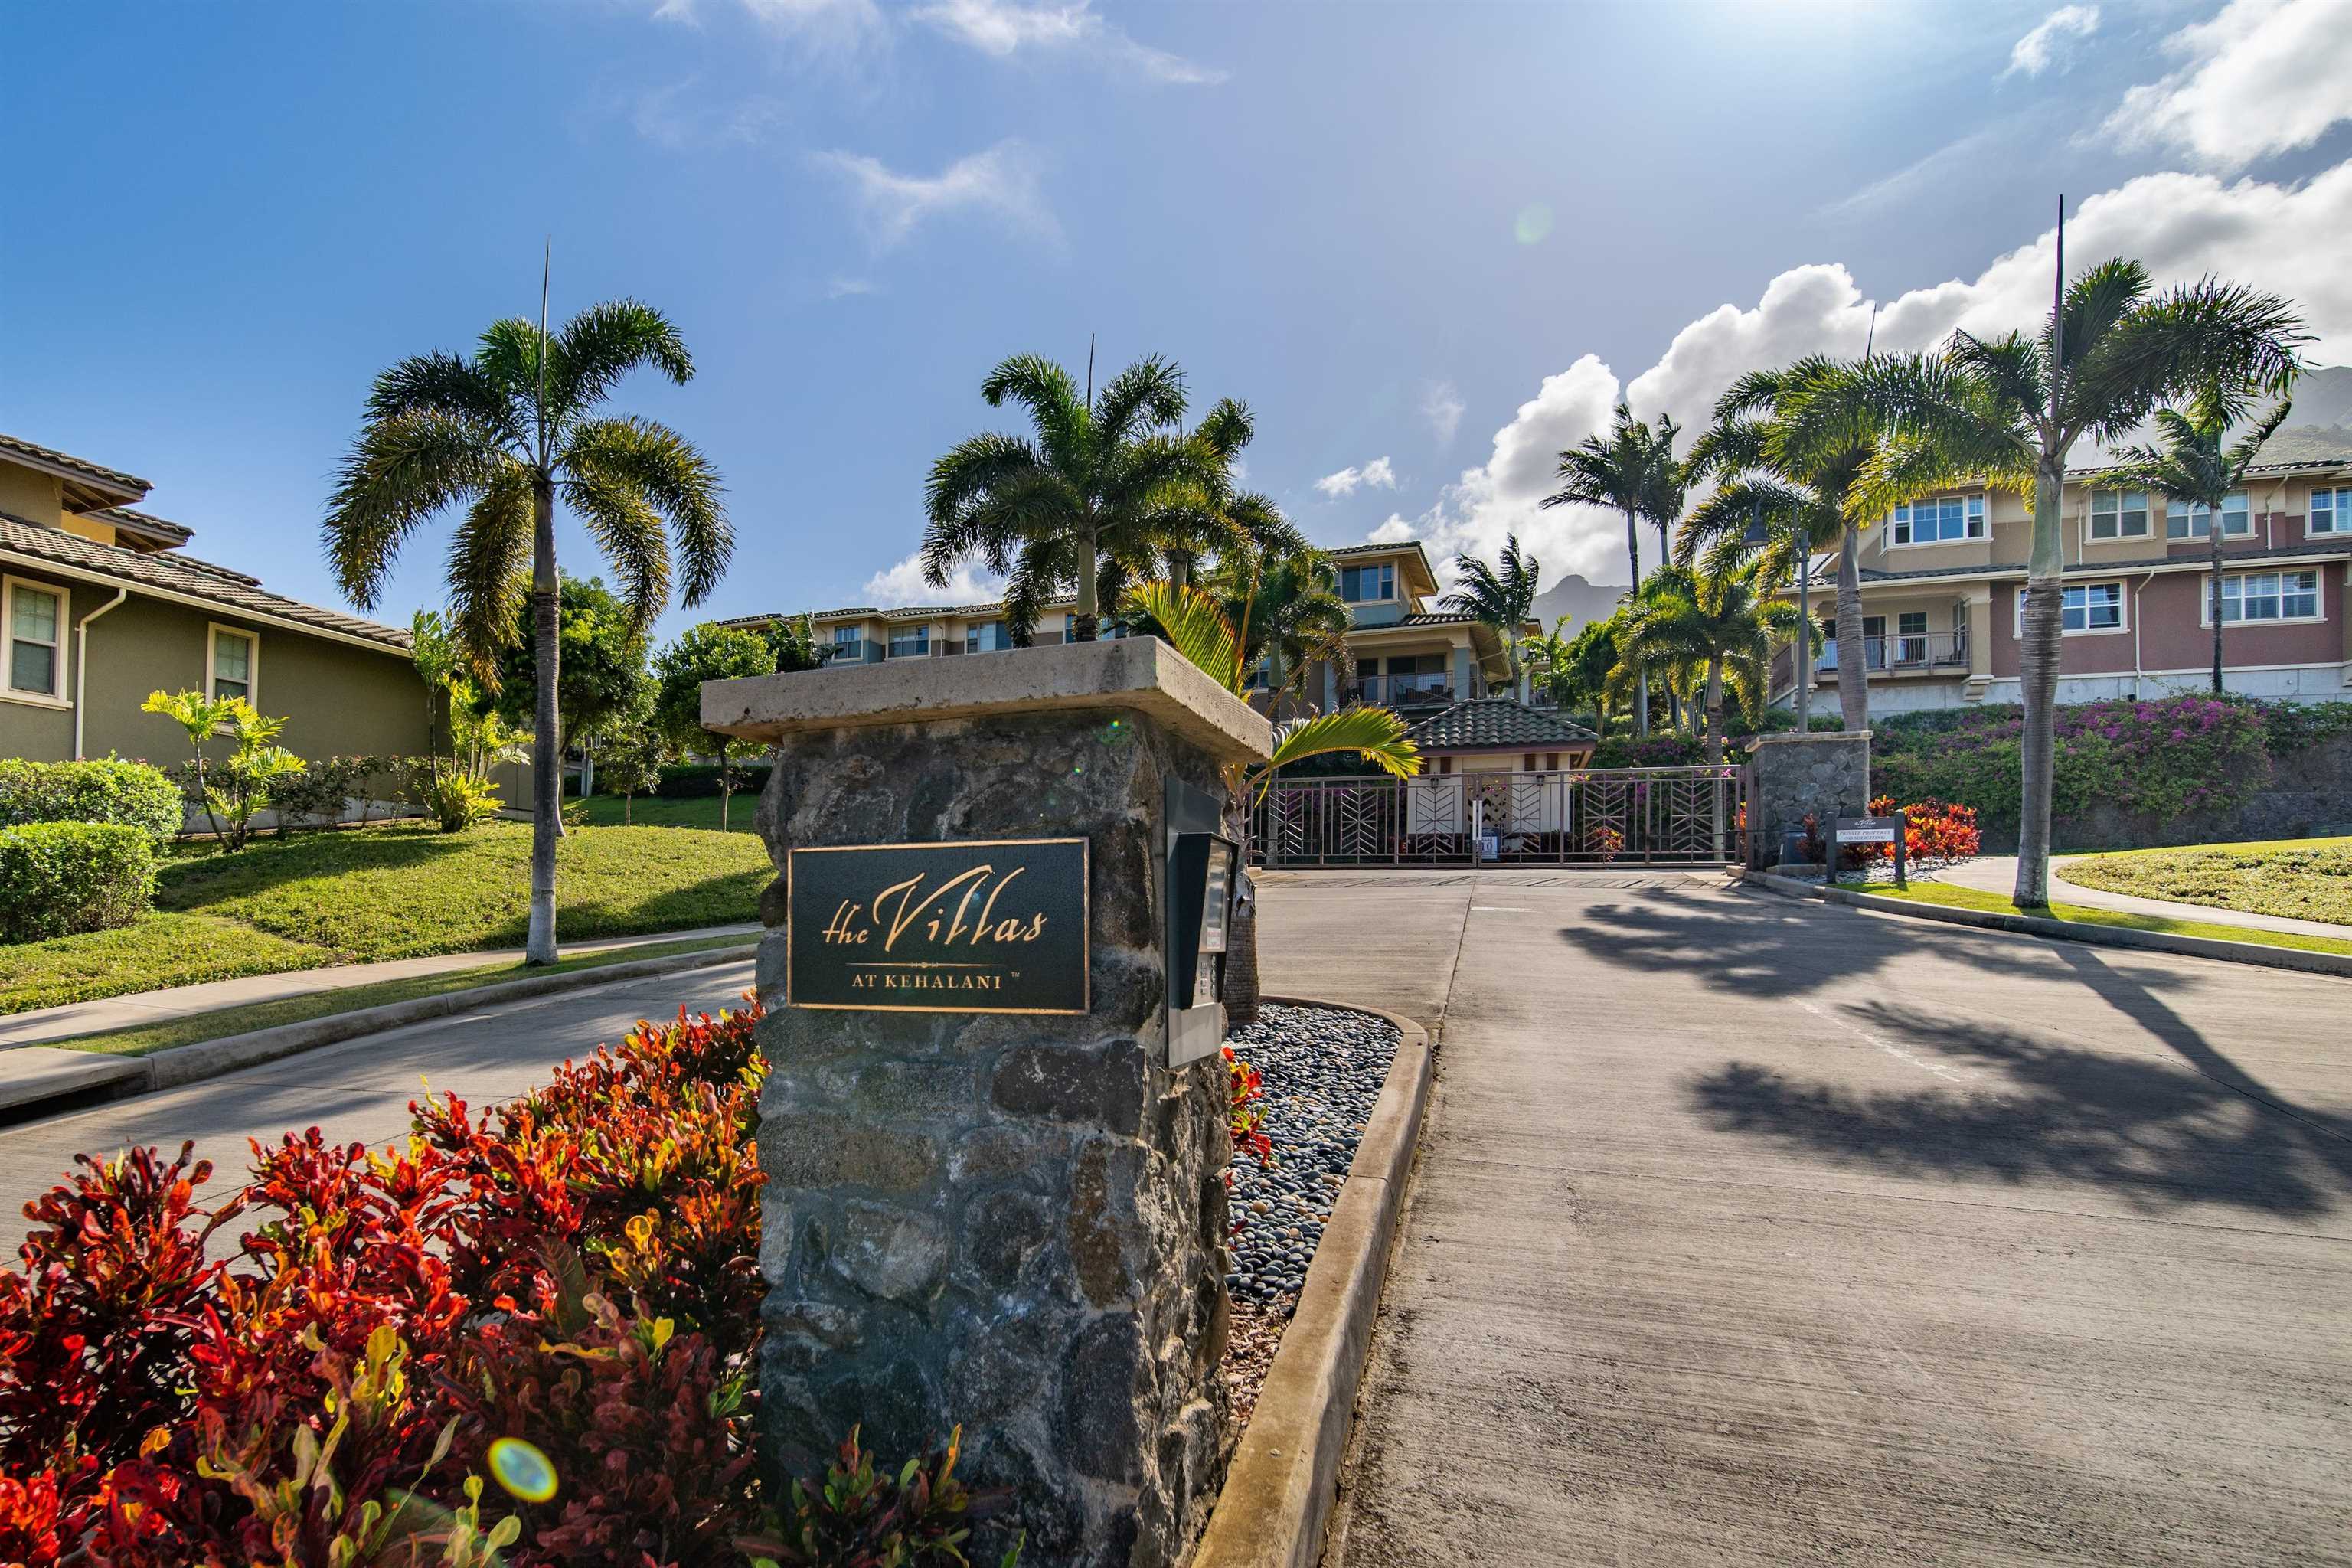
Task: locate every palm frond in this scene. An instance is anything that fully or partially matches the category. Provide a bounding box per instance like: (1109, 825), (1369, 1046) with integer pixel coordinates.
(1128, 579), (1246, 694)
(325, 410), (507, 609)
(548, 299), (694, 426)
(1260, 707), (1421, 793)
(443, 469), (534, 679)
(564, 414), (731, 606)
(1092, 354), (1187, 443)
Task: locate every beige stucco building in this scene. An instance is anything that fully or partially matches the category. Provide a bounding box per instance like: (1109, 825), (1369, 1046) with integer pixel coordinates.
(1769, 455), (2352, 716)
(723, 540), (1534, 718)
(0, 432), (426, 766)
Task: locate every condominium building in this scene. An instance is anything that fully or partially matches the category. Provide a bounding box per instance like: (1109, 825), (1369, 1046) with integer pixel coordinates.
(1767, 452), (2352, 715)
(721, 540), (1537, 714)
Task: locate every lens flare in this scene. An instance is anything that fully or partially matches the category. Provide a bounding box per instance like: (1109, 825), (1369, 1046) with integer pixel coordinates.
(1514, 203), (1554, 245)
(488, 1437), (559, 1503)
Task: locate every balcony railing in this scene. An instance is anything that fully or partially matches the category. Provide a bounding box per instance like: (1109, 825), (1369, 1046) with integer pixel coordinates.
(1815, 631), (1969, 675)
(1347, 673), (1456, 707)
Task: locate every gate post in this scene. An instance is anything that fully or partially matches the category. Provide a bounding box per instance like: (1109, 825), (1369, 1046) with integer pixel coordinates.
(702, 639), (1272, 1566)
(1744, 730), (1871, 870)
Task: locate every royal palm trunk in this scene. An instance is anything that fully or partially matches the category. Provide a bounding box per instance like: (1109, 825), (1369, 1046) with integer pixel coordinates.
(2208, 514), (2226, 695)
(527, 476), (561, 964)
(1834, 527), (1866, 732)
(1794, 554), (1813, 733)
(2013, 456), (2067, 908)
(1626, 508), (1647, 736)
(1071, 523), (1100, 642)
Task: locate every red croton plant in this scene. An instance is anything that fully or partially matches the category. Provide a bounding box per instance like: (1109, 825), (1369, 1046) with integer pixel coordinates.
(0, 999), (1024, 1568)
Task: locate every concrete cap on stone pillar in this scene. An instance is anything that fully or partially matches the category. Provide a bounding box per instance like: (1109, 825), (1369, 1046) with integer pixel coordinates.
(701, 637), (1273, 765)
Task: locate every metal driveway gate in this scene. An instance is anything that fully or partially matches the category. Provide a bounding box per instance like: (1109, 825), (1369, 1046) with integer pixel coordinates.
(1251, 766), (1746, 867)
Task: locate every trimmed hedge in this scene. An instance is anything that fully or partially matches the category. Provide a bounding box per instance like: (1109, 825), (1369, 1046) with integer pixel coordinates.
(0, 822), (157, 943)
(655, 761), (775, 799)
(0, 758), (182, 842)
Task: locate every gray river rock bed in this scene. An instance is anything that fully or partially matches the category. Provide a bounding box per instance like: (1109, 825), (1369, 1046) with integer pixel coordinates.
(1223, 1002), (1401, 1312)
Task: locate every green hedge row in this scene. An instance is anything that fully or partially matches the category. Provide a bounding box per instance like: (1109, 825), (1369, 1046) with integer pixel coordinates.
(0, 758), (182, 841)
(0, 822), (157, 943)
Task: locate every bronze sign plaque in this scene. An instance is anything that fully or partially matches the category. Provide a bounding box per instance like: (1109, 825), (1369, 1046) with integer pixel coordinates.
(786, 838), (1090, 1014)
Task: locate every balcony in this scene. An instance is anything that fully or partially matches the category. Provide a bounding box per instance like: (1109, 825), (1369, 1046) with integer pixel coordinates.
(1815, 631), (1970, 675)
(1348, 672), (1456, 708)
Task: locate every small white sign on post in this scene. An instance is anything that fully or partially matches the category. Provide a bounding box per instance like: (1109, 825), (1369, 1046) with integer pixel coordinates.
(1833, 813), (1908, 887)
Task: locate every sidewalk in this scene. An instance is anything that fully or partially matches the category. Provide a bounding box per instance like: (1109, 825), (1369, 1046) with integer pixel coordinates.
(1932, 854), (2352, 940)
(0, 923), (763, 1047)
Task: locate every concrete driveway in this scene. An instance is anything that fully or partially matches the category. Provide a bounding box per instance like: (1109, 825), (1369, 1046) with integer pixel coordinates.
(1254, 868), (2352, 1566)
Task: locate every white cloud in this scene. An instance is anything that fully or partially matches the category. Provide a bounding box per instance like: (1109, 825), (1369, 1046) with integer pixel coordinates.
(1367, 514), (1416, 544)
(2002, 5), (2099, 78)
(2104, 0), (2352, 168)
(1313, 456), (1397, 498)
(1420, 380), (1465, 444)
(1821, 127), (2002, 219)
(813, 139), (1059, 251)
(1387, 158), (2352, 586)
(629, 80), (789, 149)
(861, 551), (1002, 607)
(915, 0), (1224, 83)
(826, 276), (878, 299)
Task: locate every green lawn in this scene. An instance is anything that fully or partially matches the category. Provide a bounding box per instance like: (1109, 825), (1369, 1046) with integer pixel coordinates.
(2, 821), (772, 1015)
(572, 793), (758, 833)
(1838, 878), (2352, 959)
(2057, 836), (2352, 927)
(60, 932), (759, 1057)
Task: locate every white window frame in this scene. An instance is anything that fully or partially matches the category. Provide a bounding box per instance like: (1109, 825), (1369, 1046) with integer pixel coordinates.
(2200, 569), (2324, 628)
(2014, 580), (2127, 637)
(1341, 561), (1396, 603)
(2309, 486), (2350, 536)
(207, 622), (258, 705)
(2, 575), (70, 708)
(2086, 488), (2151, 543)
(2164, 491), (2251, 541)
(1889, 494), (1988, 547)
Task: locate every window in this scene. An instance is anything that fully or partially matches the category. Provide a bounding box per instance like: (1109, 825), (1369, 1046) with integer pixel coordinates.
(2089, 489), (2151, 541)
(2165, 491), (2250, 540)
(4, 578), (64, 702)
(2213, 570), (2321, 624)
(967, 619), (1011, 652)
(1896, 610), (1929, 665)
(2310, 487), (2350, 535)
(207, 626), (256, 703)
(1340, 563), (1396, 602)
(1890, 495), (1985, 544)
(887, 627), (930, 658)
(2017, 583), (2123, 633)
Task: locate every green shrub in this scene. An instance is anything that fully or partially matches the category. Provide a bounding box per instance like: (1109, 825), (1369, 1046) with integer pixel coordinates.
(0, 759), (181, 842)
(658, 761), (775, 799)
(0, 822), (157, 942)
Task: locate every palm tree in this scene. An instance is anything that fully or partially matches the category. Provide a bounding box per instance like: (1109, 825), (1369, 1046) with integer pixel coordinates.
(2107, 387), (2294, 695)
(1845, 256), (2303, 906)
(923, 353), (1205, 643)
(1439, 534), (1541, 697)
(1521, 619), (1579, 709)
(1546, 403), (1681, 730)
(1678, 359), (1897, 733)
(325, 300), (730, 964)
(1129, 579), (1420, 1025)
(1203, 544), (1351, 716)
(1615, 565), (1795, 764)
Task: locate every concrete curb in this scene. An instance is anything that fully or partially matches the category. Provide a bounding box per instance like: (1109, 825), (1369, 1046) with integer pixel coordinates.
(130, 942), (762, 1093)
(1188, 995), (1434, 1568)
(1747, 871), (2352, 981)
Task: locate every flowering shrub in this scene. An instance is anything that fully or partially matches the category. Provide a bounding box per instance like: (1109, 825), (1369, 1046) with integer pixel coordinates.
(1224, 1044), (1272, 1167)
(0, 998), (1017, 1568)
(1589, 734), (1708, 769)
(1873, 695), (2274, 831)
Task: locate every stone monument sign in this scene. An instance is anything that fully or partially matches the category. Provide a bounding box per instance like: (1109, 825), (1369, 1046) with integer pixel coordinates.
(702, 637), (1272, 1568)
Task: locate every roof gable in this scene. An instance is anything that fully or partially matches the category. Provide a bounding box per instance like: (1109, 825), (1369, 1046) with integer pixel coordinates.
(1404, 697), (1597, 751)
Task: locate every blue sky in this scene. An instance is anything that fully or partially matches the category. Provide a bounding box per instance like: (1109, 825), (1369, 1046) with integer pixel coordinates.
(7, 0), (2350, 638)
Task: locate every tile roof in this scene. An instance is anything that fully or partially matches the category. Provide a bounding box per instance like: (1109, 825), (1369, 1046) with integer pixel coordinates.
(0, 433), (150, 496)
(89, 506), (194, 547)
(1405, 697), (1598, 751)
(0, 514), (410, 651)
(1326, 541), (1427, 558)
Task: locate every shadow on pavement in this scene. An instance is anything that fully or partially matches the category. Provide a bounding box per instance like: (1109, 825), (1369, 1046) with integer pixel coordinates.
(1551, 885), (2083, 1001)
(1687, 999), (2352, 1218)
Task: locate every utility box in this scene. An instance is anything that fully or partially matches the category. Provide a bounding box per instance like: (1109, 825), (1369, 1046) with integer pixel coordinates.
(1165, 776), (1236, 1067)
